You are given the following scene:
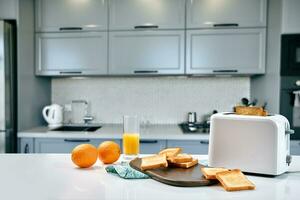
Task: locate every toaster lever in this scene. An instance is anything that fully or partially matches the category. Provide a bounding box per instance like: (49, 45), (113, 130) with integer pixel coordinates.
(286, 155), (292, 166)
(286, 129), (295, 135)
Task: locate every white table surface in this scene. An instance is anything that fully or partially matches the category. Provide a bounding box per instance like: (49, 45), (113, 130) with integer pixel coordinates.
(0, 154), (300, 200)
(17, 124), (210, 140)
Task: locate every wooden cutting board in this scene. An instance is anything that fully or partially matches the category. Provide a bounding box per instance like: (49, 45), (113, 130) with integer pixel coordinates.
(129, 158), (218, 187)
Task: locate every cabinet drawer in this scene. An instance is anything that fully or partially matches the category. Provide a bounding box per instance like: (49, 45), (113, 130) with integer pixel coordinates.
(36, 32), (108, 76)
(35, 0), (108, 32)
(139, 140), (167, 154)
(109, 0), (185, 30)
(167, 140), (209, 155)
(187, 0), (267, 28)
(34, 138), (121, 153)
(109, 31), (184, 75)
(186, 28), (266, 75)
(291, 140), (300, 155)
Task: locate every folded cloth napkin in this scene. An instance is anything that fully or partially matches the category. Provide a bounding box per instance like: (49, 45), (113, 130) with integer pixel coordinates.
(105, 162), (149, 179)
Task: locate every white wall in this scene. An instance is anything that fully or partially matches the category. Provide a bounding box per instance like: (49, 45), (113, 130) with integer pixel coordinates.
(52, 77), (250, 124)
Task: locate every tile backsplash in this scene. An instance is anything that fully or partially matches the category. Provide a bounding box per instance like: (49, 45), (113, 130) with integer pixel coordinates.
(52, 77), (250, 124)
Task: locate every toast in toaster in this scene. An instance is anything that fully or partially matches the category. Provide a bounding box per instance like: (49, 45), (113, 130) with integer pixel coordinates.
(171, 159), (198, 169)
(235, 106), (267, 116)
(216, 169), (256, 191)
(140, 154), (168, 171)
(168, 154), (193, 163)
(201, 167), (229, 180)
(158, 147), (182, 158)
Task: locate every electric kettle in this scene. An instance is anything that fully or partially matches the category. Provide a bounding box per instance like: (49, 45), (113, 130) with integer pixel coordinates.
(42, 104), (63, 128)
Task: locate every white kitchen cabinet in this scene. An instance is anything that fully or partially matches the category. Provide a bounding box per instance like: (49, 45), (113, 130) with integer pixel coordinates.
(35, 0), (108, 32)
(291, 140), (300, 155)
(36, 32), (108, 76)
(140, 140), (167, 154)
(19, 138), (34, 153)
(109, 30), (184, 75)
(34, 138), (121, 153)
(167, 140), (209, 155)
(186, 0), (267, 29)
(109, 0), (185, 30)
(0, 0), (18, 19)
(282, 0), (300, 34)
(186, 28), (266, 75)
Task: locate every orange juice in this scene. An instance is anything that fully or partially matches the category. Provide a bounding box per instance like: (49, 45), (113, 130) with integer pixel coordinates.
(123, 133), (140, 155)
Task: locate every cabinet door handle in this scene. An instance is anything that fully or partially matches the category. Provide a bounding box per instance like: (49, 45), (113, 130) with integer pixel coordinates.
(59, 27), (83, 31)
(24, 144), (29, 153)
(286, 129), (295, 135)
(213, 70), (238, 73)
(213, 23), (239, 27)
(134, 70), (158, 74)
(59, 71), (83, 75)
(200, 140), (209, 145)
(64, 139), (91, 143)
(134, 25), (159, 29)
(140, 140), (158, 144)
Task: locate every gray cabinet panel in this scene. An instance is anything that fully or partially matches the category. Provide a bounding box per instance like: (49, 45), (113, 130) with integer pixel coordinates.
(109, 0), (185, 30)
(291, 140), (300, 155)
(139, 140), (166, 154)
(109, 31), (184, 75)
(36, 32), (108, 76)
(35, 0), (108, 32)
(0, 0), (17, 20)
(19, 138), (34, 153)
(34, 138), (121, 153)
(167, 140), (209, 155)
(186, 28), (266, 75)
(187, 0), (267, 28)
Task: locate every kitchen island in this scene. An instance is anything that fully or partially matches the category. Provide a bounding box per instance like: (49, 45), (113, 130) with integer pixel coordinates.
(0, 154), (299, 200)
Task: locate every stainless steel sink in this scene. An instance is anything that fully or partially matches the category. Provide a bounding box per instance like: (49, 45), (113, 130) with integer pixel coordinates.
(51, 125), (101, 132)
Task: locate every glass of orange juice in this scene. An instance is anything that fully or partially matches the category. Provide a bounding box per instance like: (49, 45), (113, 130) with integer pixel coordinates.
(123, 115), (140, 160)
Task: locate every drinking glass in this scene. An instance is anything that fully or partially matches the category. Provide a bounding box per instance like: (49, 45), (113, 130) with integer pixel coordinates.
(123, 115), (140, 160)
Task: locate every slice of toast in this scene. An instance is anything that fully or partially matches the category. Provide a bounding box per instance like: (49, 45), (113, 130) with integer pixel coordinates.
(168, 154), (193, 163)
(235, 106), (267, 116)
(201, 167), (229, 180)
(216, 169), (256, 191)
(158, 147), (182, 158)
(171, 159), (198, 169)
(141, 154), (168, 171)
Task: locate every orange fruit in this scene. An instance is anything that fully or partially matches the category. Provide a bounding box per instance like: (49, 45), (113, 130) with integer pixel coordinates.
(71, 144), (98, 168)
(98, 141), (121, 164)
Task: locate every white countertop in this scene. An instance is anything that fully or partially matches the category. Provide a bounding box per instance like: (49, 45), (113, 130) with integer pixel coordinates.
(0, 154), (300, 200)
(17, 124), (209, 140)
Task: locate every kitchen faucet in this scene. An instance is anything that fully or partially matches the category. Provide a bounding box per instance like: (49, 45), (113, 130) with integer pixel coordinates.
(71, 100), (94, 124)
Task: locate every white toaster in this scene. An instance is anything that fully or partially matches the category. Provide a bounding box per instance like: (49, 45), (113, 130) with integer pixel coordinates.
(208, 113), (294, 176)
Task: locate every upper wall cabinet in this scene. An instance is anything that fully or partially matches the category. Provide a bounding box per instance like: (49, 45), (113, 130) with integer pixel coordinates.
(0, 0), (18, 19)
(186, 0), (267, 28)
(36, 32), (108, 76)
(109, 0), (185, 30)
(186, 28), (266, 75)
(282, 0), (300, 34)
(109, 31), (184, 75)
(35, 0), (108, 32)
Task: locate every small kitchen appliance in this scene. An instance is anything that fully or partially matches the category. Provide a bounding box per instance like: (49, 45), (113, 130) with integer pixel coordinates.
(208, 113), (293, 176)
(42, 104), (63, 128)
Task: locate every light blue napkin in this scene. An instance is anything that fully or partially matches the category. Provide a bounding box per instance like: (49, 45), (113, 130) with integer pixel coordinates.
(105, 162), (149, 179)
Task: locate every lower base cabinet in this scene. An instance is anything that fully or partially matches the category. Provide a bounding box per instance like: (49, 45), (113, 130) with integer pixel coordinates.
(32, 138), (121, 153)
(167, 140), (209, 154)
(19, 138), (208, 154)
(291, 140), (300, 155)
(140, 140), (167, 154)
